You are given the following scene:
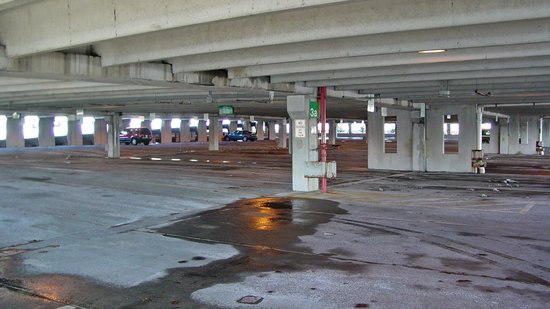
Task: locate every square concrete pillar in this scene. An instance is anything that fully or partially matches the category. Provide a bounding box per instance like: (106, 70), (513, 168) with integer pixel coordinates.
(67, 120), (83, 146)
(209, 117), (220, 151)
(6, 117), (25, 148)
(229, 121), (238, 133)
(256, 121), (265, 140)
(107, 113), (121, 158)
(277, 119), (288, 149)
(197, 120), (208, 142)
(499, 118), (510, 155)
(482, 118), (500, 154)
(412, 114), (426, 172)
(142, 120), (151, 129)
(543, 117), (550, 149)
(121, 118), (131, 129)
(180, 119), (191, 142)
(94, 118), (108, 145)
(328, 120), (337, 145)
(268, 121), (277, 140)
(242, 120), (251, 131)
(287, 96), (319, 192)
(38, 117), (55, 147)
(161, 119), (172, 144)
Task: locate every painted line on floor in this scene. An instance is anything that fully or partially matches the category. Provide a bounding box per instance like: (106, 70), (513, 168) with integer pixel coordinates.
(520, 203), (536, 214)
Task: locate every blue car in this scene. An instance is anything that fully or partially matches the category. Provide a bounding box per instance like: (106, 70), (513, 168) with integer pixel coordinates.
(224, 130), (257, 142)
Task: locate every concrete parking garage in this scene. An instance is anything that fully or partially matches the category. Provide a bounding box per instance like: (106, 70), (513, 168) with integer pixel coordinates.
(1, 1), (550, 308)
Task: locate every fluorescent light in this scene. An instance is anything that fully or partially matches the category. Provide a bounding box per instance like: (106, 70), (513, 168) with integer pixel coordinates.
(418, 49), (447, 54)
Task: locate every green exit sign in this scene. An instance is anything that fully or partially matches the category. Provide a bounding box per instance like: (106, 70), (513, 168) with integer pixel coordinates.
(219, 105), (234, 116)
(309, 101), (319, 119)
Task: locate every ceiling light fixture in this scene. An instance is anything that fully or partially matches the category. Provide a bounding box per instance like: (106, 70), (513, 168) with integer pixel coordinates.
(418, 49), (447, 54)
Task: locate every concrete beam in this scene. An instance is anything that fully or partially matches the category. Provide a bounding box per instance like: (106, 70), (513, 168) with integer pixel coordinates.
(96, 0), (550, 66)
(0, 0), (349, 57)
(271, 56), (550, 83)
(228, 42), (550, 78)
(171, 18), (550, 73)
(305, 67), (550, 87)
(351, 76), (550, 92)
(354, 83), (550, 96)
(0, 0), (39, 12)
(7, 53), (172, 81)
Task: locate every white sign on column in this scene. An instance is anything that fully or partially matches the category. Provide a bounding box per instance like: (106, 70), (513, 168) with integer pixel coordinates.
(295, 119), (306, 138)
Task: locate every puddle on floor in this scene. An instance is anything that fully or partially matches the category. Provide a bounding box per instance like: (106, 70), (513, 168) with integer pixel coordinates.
(158, 197), (348, 253)
(0, 198), (361, 308)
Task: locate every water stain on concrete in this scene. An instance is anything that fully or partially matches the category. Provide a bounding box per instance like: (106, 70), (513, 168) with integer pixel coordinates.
(440, 257), (491, 272)
(158, 197), (349, 255)
(19, 176), (52, 182)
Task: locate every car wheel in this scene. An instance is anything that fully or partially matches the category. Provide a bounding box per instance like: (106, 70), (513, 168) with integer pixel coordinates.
(131, 138), (138, 145)
(242, 136), (248, 142)
(143, 141), (150, 146)
(224, 136), (230, 141)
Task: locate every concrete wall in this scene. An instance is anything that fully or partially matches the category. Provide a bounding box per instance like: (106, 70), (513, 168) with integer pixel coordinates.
(426, 104), (477, 173)
(482, 118), (500, 154)
(368, 108), (413, 171)
(507, 115), (539, 155)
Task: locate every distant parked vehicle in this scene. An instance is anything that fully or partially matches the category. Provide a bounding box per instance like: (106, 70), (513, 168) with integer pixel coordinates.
(119, 127), (152, 145)
(224, 130), (257, 142)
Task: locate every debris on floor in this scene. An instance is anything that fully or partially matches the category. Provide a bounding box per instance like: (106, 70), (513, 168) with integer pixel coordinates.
(237, 295), (264, 304)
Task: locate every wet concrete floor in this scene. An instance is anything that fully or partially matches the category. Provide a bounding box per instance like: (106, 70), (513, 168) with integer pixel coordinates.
(0, 140), (549, 308)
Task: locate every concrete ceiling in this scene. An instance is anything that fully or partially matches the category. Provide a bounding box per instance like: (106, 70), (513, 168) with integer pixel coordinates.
(0, 0), (549, 119)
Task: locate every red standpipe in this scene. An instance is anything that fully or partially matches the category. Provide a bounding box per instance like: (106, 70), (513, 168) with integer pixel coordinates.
(320, 87), (327, 193)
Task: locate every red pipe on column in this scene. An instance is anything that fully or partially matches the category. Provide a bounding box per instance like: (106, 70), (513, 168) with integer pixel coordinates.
(320, 87), (327, 193)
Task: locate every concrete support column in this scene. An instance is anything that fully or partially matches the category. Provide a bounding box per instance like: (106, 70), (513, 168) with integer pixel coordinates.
(229, 121), (238, 133)
(424, 104), (478, 172)
(107, 113), (121, 158)
(256, 121), (265, 140)
(94, 118), (108, 145)
(38, 117), (55, 147)
(67, 120), (83, 146)
(328, 120), (337, 145)
(287, 96), (319, 192)
(161, 119), (172, 144)
(277, 119), (288, 149)
(197, 120), (208, 142)
(180, 119), (190, 142)
(499, 118), (510, 154)
(6, 117), (24, 148)
(209, 117), (220, 151)
(475, 107), (483, 151)
(412, 114), (427, 172)
(241, 121), (249, 131)
(538, 116), (544, 143)
(268, 121), (277, 140)
(543, 117), (550, 149)
(122, 118), (131, 129)
(368, 108), (413, 171)
(142, 120), (151, 129)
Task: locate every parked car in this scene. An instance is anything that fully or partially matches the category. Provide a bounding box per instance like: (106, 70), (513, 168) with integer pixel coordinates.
(119, 127), (152, 145)
(224, 130), (257, 142)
